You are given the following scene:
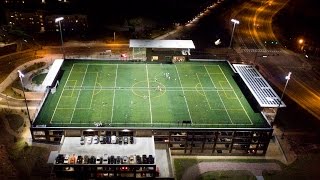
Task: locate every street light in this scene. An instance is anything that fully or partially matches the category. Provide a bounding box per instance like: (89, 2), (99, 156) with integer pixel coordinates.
(55, 17), (65, 58)
(279, 72), (292, 107)
(17, 70), (32, 124)
(229, 18), (240, 48)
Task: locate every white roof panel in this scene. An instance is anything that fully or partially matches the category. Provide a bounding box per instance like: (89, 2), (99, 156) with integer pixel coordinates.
(129, 39), (195, 49)
(233, 64), (286, 108)
(42, 59), (64, 87)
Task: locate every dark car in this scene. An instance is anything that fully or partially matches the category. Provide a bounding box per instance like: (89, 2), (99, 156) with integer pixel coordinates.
(106, 136), (111, 144)
(55, 154), (64, 164)
(90, 156), (96, 164)
(116, 156), (121, 164)
(136, 155), (142, 164)
(142, 155), (147, 164)
(110, 155), (115, 164)
(130, 136), (134, 144)
(148, 155), (154, 164)
(100, 136), (106, 144)
(83, 155), (89, 164)
(77, 156), (83, 164)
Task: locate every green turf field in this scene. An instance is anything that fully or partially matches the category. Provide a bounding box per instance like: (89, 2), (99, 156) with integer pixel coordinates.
(34, 60), (269, 128)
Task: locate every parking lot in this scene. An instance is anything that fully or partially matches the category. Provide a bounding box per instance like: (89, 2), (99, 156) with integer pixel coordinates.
(59, 137), (155, 157)
(50, 136), (173, 177)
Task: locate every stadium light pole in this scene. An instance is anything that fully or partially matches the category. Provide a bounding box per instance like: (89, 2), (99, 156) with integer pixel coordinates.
(279, 72), (292, 107)
(17, 70), (32, 124)
(55, 17), (65, 59)
(229, 19), (240, 48)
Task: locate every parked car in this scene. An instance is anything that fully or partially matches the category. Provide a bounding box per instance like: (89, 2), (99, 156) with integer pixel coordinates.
(69, 154), (77, 164)
(136, 155), (142, 164)
(106, 136), (111, 144)
(55, 154), (64, 164)
(100, 136), (106, 144)
(118, 137), (122, 145)
(83, 155), (89, 164)
(63, 154), (69, 164)
(90, 156), (96, 164)
(148, 155), (154, 164)
(130, 136), (134, 144)
(77, 155), (83, 164)
(111, 135), (117, 144)
(93, 135), (99, 144)
(123, 136), (128, 144)
(102, 154), (108, 164)
(80, 136), (85, 145)
(116, 156), (121, 164)
(86, 136), (92, 144)
(129, 155), (136, 164)
(96, 156), (103, 164)
(122, 156), (128, 164)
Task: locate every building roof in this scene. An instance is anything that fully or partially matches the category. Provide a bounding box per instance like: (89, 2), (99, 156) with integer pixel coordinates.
(233, 64), (286, 108)
(129, 39), (195, 49)
(42, 59), (64, 87)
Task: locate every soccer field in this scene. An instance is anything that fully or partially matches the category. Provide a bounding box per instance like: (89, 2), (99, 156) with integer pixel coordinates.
(35, 60), (269, 128)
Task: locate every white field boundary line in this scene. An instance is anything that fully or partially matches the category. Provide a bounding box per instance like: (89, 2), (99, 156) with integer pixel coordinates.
(69, 64), (88, 123)
(175, 65), (193, 123)
(205, 65), (233, 124)
(110, 64), (118, 123)
(204, 65), (217, 88)
(88, 72), (98, 109)
(50, 64), (75, 124)
(218, 66), (253, 125)
(196, 73), (212, 110)
(146, 64), (153, 124)
(63, 86), (232, 90)
(52, 122), (252, 125)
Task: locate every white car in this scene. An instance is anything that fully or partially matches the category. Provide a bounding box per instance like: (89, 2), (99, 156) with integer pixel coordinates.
(93, 135), (99, 144)
(63, 154), (69, 164)
(86, 136), (92, 144)
(111, 135), (117, 144)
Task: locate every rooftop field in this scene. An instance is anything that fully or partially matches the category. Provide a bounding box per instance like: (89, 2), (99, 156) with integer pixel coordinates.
(34, 60), (270, 128)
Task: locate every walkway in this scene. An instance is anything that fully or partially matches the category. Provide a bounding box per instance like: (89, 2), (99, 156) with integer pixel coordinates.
(181, 162), (281, 180)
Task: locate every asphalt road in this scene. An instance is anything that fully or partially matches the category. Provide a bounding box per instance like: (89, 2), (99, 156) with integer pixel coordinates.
(231, 0), (320, 120)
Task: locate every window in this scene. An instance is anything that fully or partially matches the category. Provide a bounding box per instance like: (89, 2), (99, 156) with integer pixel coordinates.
(151, 56), (158, 61)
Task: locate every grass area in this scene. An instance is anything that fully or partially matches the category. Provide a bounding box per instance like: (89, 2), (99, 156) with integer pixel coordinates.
(6, 114), (24, 131)
(199, 170), (256, 180)
(32, 73), (47, 85)
(173, 158), (283, 180)
(35, 61), (269, 128)
(263, 152), (320, 180)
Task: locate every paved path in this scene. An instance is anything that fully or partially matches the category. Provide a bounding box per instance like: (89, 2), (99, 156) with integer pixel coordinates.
(181, 162), (281, 180)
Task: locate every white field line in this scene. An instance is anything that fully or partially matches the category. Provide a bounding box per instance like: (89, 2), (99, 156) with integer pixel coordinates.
(110, 64), (118, 123)
(69, 64), (88, 123)
(50, 64), (75, 123)
(206, 65), (233, 124)
(175, 65), (193, 123)
(146, 64), (153, 124)
(218, 66), (253, 124)
(196, 73), (212, 109)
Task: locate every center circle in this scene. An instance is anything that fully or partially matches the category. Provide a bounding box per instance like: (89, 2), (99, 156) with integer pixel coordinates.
(132, 81), (166, 98)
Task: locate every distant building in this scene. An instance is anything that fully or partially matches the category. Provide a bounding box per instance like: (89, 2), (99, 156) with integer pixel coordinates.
(6, 10), (46, 32)
(45, 14), (88, 33)
(5, 10), (88, 33)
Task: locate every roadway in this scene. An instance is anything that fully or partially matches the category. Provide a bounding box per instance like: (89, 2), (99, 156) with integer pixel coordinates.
(230, 0), (320, 120)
